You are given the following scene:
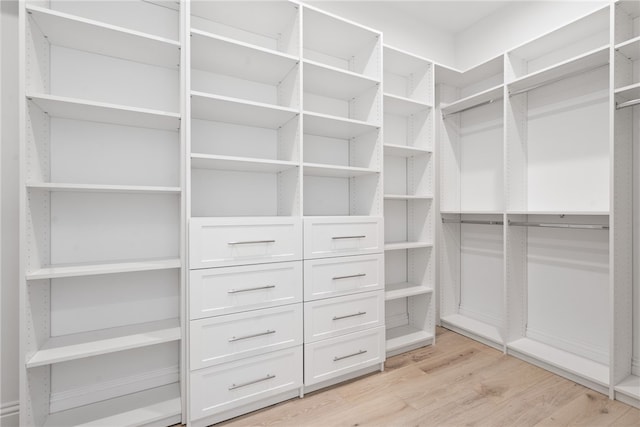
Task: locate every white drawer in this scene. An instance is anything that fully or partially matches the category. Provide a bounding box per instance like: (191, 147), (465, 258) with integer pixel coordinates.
(190, 217), (302, 268)
(304, 327), (385, 386)
(304, 254), (384, 301)
(190, 346), (302, 421)
(304, 291), (384, 342)
(190, 261), (302, 319)
(304, 217), (383, 259)
(190, 304), (302, 369)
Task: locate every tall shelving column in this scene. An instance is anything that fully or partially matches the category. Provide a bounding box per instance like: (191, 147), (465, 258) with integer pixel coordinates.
(382, 46), (436, 356)
(19, 1), (183, 425)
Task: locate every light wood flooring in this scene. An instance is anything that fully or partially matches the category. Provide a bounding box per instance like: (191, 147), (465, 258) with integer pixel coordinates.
(216, 327), (640, 426)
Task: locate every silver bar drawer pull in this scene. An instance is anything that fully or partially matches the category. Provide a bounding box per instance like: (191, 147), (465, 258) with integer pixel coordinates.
(333, 349), (367, 362)
(228, 285), (276, 294)
(228, 374), (276, 390)
(333, 311), (366, 320)
(228, 330), (275, 342)
(332, 273), (366, 280)
(228, 240), (275, 245)
(332, 235), (365, 240)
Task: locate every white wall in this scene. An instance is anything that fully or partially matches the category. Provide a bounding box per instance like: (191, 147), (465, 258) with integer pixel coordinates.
(304, 1), (456, 66)
(455, 1), (608, 70)
(1, 1), (19, 426)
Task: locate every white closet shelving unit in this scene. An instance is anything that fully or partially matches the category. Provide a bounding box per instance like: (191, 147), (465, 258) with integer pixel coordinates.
(19, 1), (184, 426)
(383, 46), (436, 355)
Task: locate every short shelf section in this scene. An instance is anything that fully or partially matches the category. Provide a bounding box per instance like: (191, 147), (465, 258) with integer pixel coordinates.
(304, 60), (379, 100)
(384, 241), (433, 251)
(26, 318), (181, 368)
(386, 325), (434, 353)
(441, 84), (503, 116)
(383, 144), (431, 158)
(616, 36), (640, 61)
(26, 258), (181, 280)
(615, 83), (640, 105)
(26, 183), (181, 194)
(43, 383), (181, 427)
(303, 111), (379, 140)
(383, 93), (431, 116)
(440, 314), (502, 345)
(385, 282), (433, 301)
(192, 154), (298, 174)
(303, 163), (379, 178)
(384, 194), (432, 201)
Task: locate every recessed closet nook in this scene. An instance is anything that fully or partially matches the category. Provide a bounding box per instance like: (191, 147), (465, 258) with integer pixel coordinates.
(14, 0), (639, 426)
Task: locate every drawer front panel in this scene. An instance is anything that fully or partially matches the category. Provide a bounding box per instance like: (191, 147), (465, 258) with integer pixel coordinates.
(190, 261), (302, 319)
(304, 327), (385, 386)
(304, 254), (383, 301)
(304, 217), (383, 259)
(190, 304), (302, 369)
(190, 218), (302, 268)
(190, 346), (302, 421)
(304, 291), (384, 342)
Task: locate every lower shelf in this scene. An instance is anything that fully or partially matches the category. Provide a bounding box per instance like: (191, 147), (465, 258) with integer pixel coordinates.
(385, 325), (433, 353)
(440, 314), (502, 345)
(44, 383), (181, 427)
(385, 282), (433, 301)
(615, 374), (640, 403)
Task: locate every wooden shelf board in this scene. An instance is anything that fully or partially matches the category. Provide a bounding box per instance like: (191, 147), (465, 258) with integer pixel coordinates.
(615, 374), (640, 400)
(384, 194), (433, 201)
(615, 36), (640, 61)
(191, 29), (299, 85)
(383, 93), (431, 116)
(441, 84), (503, 115)
(383, 144), (431, 158)
(26, 258), (181, 280)
(304, 60), (379, 100)
(384, 241), (433, 251)
(27, 93), (180, 130)
(191, 91), (298, 129)
(440, 314), (503, 344)
(386, 325), (434, 353)
(303, 111), (379, 139)
(26, 183), (180, 194)
(27, 318), (180, 367)
(385, 282), (433, 301)
(303, 163), (378, 178)
(507, 337), (609, 387)
(44, 383), (181, 427)
(615, 82), (640, 102)
(192, 154), (298, 173)
(26, 5), (180, 68)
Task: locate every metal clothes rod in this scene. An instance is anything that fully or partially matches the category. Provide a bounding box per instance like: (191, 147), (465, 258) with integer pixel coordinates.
(508, 63), (608, 97)
(443, 96), (503, 117)
(508, 221), (609, 230)
(616, 98), (640, 110)
(442, 219), (504, 226)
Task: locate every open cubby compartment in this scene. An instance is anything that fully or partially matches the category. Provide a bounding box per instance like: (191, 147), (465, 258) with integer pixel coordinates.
(505, 213), (610, 391)
(384, 198), (433, 246)
(384, 104), (433, 154)
(385, 243), (434, 297)
(190, 1), (299, 56)
(304, 124), (381, 171)
(436, 56), (504, 109)
(303, 173), (382, 217)
(191, 32), (300, 109)
(384, 147), (433, 198)
(440, 213), (504, 348)
(614, 34), (640, 93)
(25, 3), (180, 112)
(302, 5), (381, 79)
(615, 0), (640, 45)
(439, 85), (504, 214)
(385, 289), (435, 356)
(505, 64), (609, 214)
(383, 46), (433, 104)
(303, 64), (381, 125)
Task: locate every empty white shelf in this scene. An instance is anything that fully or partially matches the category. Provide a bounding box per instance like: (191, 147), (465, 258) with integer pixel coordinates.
(384, 93), (431, 116)
(384, 46), (430, 81)
(386, 325), (434, 353)
(303, 163), (379, 178)
(384, 194), (433, 201)
(615, 375), (640, 400)
(303, 111), (378, 139)
(191, 91), (298, 129)
(385, 282), (433, 301)
(508, 46), (609, 95)
(440, 314), (503, 344)
(27, 93), (181, 130)
(26, 318), (181, 367)
(191, 154), (298, 173)
(26, 5), (180, 68)
(441, 210), (504, 215)
(615, 36), (640, 61)
(508, 337), (609, 387)
(441, 84), (504, 115)
(304, 60), (379, 100)
(615, 82), (640, 102)
(383, 144), (432, 158)
(26, 183), (181, 194)
(384, 241), (433, 251)
(506, 210), (609, 216)
(43, 383), (181, 427)
(191, 29), (299, 85)
(26, 258), (181, 280)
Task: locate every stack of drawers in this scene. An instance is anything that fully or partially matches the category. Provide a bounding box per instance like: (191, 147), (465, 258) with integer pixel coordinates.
(188, 217), (304, 424)
(302, 217), (386, 387)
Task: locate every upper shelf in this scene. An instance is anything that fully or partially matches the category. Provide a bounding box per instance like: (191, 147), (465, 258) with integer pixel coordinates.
(384, 93), (431, 116)
(303, 111), (379, 140)
(441, 84), (503, 116)
(435, 55), (503, 88)
(383, 45), (431, 78)
(26, 5), (180, 69)
(303, 163), (379, 178)
(304, 60), (379, 100)
(383, 144), (431, 158)
(191, 29), (299, 85)
(191, 154), (298, 174)
(26, 183), (180, 194)
(615, 36), (640, 62)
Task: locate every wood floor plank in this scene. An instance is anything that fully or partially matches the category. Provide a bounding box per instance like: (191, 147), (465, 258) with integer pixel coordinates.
(533, 392), (635, 426)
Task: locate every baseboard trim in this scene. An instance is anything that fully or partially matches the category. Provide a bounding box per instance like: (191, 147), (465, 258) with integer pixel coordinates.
(1, 401), (19, 427)
(526, 328), (608, 366)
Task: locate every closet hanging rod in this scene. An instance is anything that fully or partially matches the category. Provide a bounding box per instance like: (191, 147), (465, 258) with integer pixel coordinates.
(508, 63), (608, 97)
(508, 220), (609, 230)
(443, 96), (503, 117)
(442, 219), (504, 226)
(616, 98), (640, 110)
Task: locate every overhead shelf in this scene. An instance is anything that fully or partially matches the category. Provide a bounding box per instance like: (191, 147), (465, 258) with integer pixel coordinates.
(26, 183), (180, 194)
(386, 325), (433, 353)
(506, 210), (609, 216)
(304, 60), (379, 100)
(191, 29), (299, 85)
(441, 84), (503, 116)
(615, 36), (640, 61)
(383, 45), (431, 79)
(191, 91), (298, 129)
(26, 318), (181, 367)
(385, 282), (433, 301)
(303, 111), (379, 139)
(383, 144), (431, 158)
(26, 5), (180, 68)
(384, 241), (433, 251)
(303, 163), (379, 178)
(27, 93), (181, 130)
(26, 258), (181, 280)
(384, 93), (431, 116)
(440, 314), (503, 345)
(191, 154), (298, 173)
(384, 194), (433, 201)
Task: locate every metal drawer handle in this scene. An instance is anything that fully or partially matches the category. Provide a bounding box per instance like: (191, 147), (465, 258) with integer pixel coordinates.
(228, 374), (276, 390)
(228, 285), (276, 294)
(332, 273), (366, 280)
(228, 240), (276, 245)
(333, 349), (367, 362)
(333, 311), (366, 320)
(228, 330), (275, 342)
(332, 235), (365, 240)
